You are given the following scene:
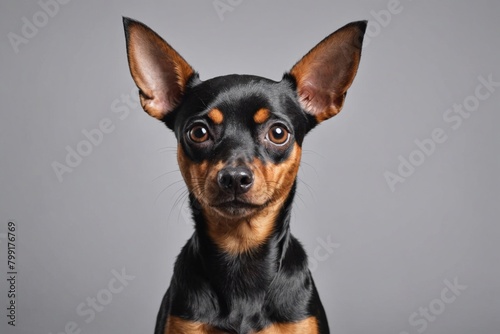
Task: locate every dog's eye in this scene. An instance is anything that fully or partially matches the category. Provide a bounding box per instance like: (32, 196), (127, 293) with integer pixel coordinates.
(267, 125), (290, 146)
(188, 124), (209, 143)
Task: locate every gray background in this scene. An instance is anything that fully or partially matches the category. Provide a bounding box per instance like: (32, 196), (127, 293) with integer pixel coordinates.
(1, 0), (499, 333)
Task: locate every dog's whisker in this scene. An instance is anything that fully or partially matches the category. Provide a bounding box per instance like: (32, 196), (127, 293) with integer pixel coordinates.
(155, 180), (185, 204)
(152, 170), (180, 182)
(299, 160), (320, 178)
(297, 177), (316, 200)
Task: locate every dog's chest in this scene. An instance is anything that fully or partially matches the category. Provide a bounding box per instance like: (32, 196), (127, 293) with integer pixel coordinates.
(171, 246), (311, 332)
(195, 282), (307, 333)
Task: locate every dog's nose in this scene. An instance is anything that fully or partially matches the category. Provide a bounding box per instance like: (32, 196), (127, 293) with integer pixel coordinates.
(217, 167), (254, 194)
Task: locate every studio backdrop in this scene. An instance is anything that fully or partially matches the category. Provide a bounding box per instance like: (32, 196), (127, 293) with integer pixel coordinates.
(0, 1), (499, 333)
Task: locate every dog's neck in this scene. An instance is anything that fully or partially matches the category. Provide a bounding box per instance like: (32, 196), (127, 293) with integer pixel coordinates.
(188, 183), (299, 291)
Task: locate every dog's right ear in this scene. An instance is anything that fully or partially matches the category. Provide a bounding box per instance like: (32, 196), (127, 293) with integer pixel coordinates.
(288, 21), (366, 124)
(123, 17), (195, 121)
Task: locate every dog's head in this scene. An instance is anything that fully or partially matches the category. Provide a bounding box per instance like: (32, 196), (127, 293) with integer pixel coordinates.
(123, 17), (366, 223)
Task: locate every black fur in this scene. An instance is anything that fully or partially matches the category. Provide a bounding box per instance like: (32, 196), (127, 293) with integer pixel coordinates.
(154, 75), (328, 334)
(123, 17), (366, 334)
(154, 191), (329, 334)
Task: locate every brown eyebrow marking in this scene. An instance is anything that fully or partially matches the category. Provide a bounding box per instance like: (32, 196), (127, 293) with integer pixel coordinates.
(257, 316), (319, 333)
(253, 108), (270, 124)
(165, 316), (217, 333)
(207, 108), (224, 124)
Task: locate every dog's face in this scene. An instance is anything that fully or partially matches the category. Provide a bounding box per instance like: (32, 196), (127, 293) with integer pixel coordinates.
(173, 75), (308, 220)
(123, 17), (366, 222)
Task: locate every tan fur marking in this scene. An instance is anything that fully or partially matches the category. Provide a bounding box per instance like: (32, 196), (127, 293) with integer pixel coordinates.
(177, 143), (302, 255)
(208, 108), (224, 125)
(177, 146), (210, 194)
(290, 25), (363, 123)
(127, 21), (193, 120)
(165, 316), (225, 334)
(203, 204), (279, 255)
(253, 108), (270, 124)
(165, 316), (318, 334)
(205, 144), (302, 254)
(257, 317), (319, 334)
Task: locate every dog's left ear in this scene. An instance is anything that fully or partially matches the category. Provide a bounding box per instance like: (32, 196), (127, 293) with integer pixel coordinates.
(123, 17), (195, 121)
(289, 21), (367, 123)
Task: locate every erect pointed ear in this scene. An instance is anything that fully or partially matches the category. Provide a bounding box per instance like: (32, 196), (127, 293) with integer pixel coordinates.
(289, 21), (367, 123)
(123, 17), (195, 120)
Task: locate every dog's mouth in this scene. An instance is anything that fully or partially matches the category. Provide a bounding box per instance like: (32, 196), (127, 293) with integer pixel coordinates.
(211, 199), (266, 217)
(215, 199), (261, 209)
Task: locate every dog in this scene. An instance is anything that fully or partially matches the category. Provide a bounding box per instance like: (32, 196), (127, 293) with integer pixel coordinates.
(123, 17), (366, 334)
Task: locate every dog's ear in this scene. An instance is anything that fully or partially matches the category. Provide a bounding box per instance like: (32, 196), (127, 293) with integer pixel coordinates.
(123, 17), (195, 121)
(289, 21), (367, 123)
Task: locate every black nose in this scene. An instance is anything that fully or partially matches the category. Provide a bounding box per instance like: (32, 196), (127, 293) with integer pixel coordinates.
(217, 167), (254, 194)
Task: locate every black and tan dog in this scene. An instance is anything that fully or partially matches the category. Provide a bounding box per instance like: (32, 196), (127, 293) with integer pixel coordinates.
(123, 17), (366, 334)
